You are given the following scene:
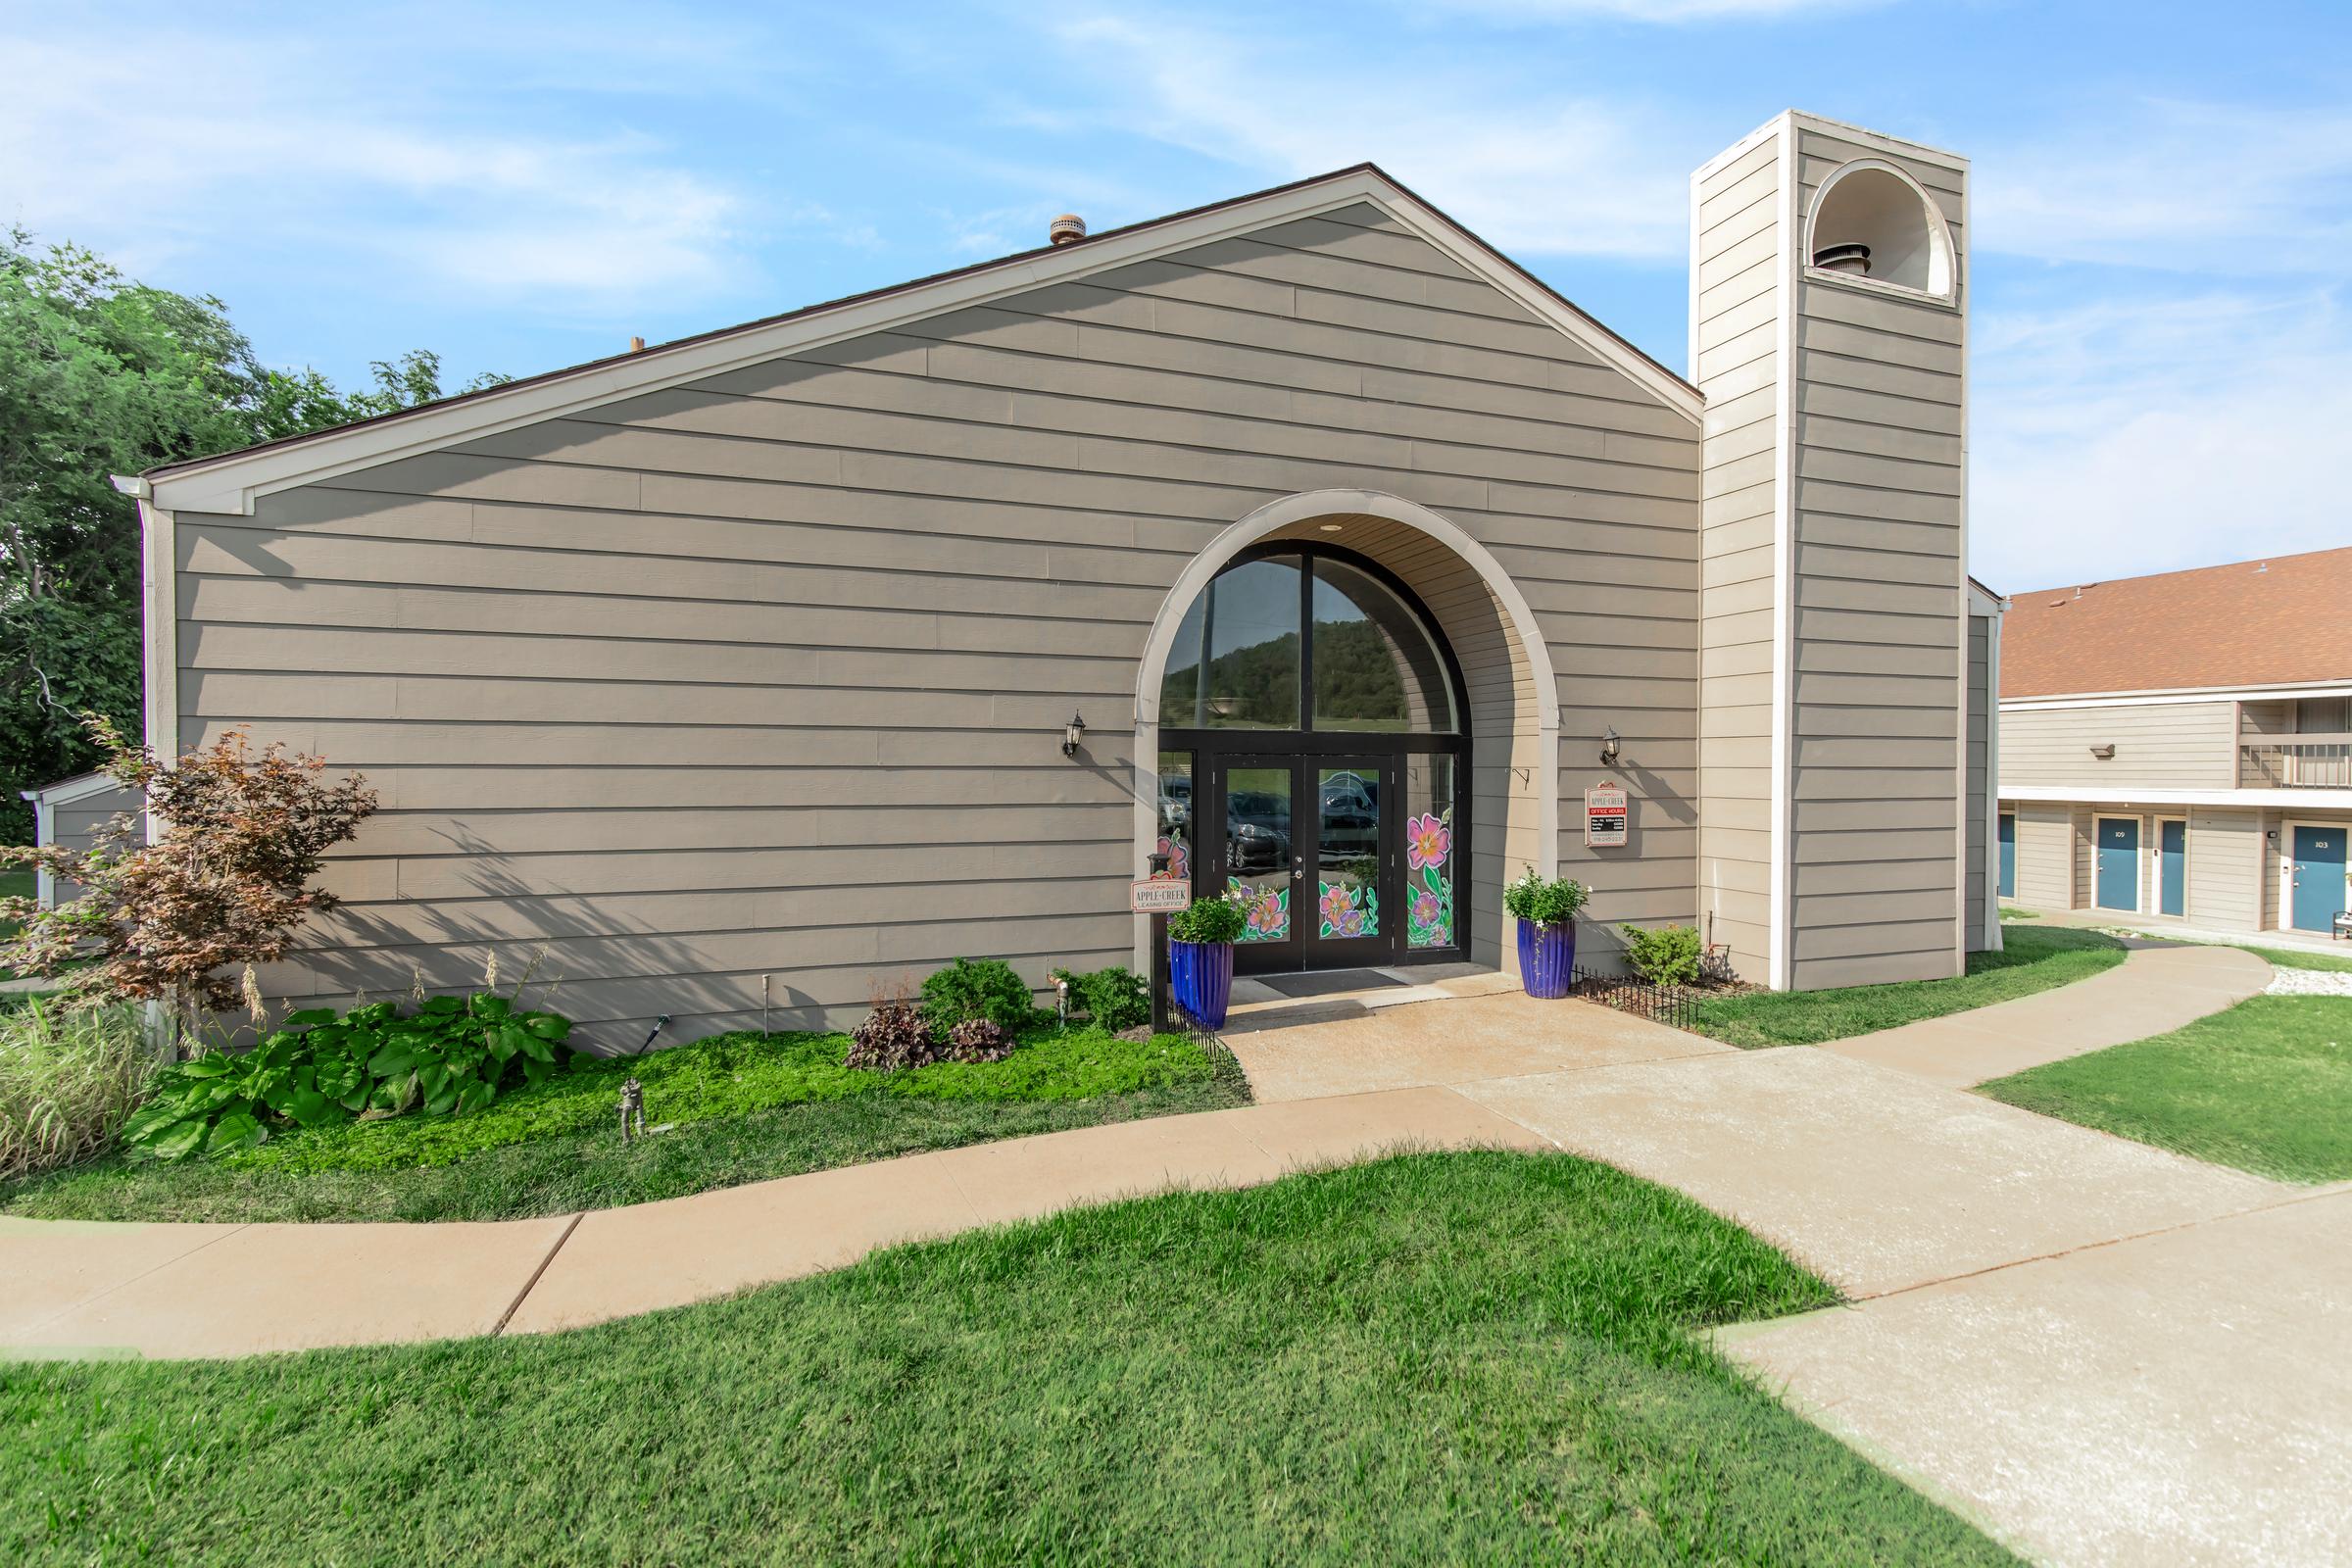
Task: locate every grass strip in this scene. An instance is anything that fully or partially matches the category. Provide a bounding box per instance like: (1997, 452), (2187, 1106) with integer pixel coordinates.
(1978, 995), (2352, 1182)
(1691, 925), (2128, 1049)
(0, 1151), (2014, 1566)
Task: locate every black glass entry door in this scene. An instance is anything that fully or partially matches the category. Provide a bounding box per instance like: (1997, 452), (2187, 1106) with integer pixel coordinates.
(1158, 542), (1469, 975)
(1207, 754), (1402, 974)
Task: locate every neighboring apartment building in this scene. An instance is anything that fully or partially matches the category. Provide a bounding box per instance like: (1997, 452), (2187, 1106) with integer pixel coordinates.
(1996, 546), (2351, 940)
(99, 112), (1999, 1048)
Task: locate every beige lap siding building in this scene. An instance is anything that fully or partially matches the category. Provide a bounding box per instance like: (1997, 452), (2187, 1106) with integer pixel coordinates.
(1996, 547), (2352, 940)
(116, 113), (2000, 1048)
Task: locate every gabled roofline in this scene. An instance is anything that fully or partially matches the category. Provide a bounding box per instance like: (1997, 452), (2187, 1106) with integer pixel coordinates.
(135, 165), (1702, 516)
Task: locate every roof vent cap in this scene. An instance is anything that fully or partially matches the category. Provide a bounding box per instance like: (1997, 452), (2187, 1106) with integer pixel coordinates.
(1049, 214), (1087, 247)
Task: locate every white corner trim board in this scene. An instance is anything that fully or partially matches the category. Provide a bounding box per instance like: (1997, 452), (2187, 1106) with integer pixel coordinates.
(136, 169), (1700, 518)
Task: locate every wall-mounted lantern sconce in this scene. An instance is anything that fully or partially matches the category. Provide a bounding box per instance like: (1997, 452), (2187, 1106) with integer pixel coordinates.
(1599, 725), (1621, 766)
(1062, 712), (1087, 758)
(2089, 743), (2116, 760)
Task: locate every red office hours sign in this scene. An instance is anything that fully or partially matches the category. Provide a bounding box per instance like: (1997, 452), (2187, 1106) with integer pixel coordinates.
(1585, 784), (1629, 848)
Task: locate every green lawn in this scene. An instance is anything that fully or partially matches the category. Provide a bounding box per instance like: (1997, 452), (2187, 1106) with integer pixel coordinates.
(0, 1026), (1250, 1224)
(0, 1151), (2013, 1565)
(1691, 925), (2129, 1049)
(2180, 941), (2352, 974)
(1979, 995), (2352, 1183)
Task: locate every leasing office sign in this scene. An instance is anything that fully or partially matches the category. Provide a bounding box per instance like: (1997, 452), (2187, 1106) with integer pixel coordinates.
(1584, 784), (1629, 848)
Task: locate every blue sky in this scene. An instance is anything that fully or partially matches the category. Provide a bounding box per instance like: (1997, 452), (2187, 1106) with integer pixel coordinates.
(6, 0), (2347, 591)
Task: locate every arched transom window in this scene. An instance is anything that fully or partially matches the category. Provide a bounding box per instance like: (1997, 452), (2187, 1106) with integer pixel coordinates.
(1157, 547), (1460, 735)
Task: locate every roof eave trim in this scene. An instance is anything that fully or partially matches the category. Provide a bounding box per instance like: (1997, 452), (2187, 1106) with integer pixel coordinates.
(145, 168), (1702, 515)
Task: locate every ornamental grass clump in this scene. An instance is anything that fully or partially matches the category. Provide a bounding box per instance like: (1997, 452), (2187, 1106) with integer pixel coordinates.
(0, 1000), (153, 1179)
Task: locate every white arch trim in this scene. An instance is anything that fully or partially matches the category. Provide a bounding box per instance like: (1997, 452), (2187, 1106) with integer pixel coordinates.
(1802, 156), (1959, 303)
(1130, 489), (1561, 965)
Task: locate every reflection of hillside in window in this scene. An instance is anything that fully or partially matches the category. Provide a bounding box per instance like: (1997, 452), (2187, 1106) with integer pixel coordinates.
(1159, 557), (1301, 728)
(1314, 559), (1454, 732)
(1158, 551), (1455, 733)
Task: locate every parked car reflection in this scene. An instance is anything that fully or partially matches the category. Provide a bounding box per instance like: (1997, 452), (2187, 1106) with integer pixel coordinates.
(1225, 790), (1292, 871)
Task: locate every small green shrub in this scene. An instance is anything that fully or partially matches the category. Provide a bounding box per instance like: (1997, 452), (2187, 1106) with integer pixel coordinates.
(1621, 923), (1702, 987)
(920, 957), (1035, 1035)
(121, 994), (571, 1161)
(0, 1001), (154, 1178)
(1169, 888), (1248, 945)
(1055, 965), (1151, 1033)
(1503, 868), (1589, 926)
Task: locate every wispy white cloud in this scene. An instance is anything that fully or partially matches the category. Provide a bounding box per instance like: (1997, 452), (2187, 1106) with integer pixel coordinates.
(0, 26), (766, 310)
(1976, 99), (2352, 271)
(1046, 15), (1696, 259)
(1971, 287), (2352, 591)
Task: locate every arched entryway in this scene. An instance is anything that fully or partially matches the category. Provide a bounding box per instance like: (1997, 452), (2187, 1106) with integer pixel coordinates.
(1133, 490), (1558, 976)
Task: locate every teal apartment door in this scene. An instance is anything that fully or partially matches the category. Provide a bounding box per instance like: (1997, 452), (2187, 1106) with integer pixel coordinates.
(2289, 824), (2347, 934)
(2158, 819), (2186, 917)
(2095, 817), (2139, 911)
(1997, 813), (2016, 900)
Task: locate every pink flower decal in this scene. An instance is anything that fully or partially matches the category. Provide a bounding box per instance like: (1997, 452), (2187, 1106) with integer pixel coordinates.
(1405, 812), (1451, 871)
(1154, 836), (1189, 881)
(1246, 888), (1287, 937)
(1411, 890), (1443, 929)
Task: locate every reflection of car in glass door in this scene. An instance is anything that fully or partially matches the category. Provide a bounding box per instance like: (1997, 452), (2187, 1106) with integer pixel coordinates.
(1158, 774), (1191, 834)
(1224, 789), (1292, 871)
(1315, 773), (1379, 865)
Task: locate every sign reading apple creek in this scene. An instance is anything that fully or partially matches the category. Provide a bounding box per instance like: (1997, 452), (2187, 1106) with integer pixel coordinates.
(1584, 783), (1629, 848)
(1130, 879), (1194, 913)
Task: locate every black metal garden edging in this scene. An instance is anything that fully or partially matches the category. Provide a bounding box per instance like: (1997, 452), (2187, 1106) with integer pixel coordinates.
(1569, 965), (1703, 1034)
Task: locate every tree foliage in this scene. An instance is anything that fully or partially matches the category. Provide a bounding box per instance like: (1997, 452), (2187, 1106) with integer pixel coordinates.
(0, 714), (377, 1023)
(0, 228), (501, 838)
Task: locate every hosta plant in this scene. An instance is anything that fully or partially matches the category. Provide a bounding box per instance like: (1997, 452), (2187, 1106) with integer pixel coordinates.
(120, 993), (571, 1161)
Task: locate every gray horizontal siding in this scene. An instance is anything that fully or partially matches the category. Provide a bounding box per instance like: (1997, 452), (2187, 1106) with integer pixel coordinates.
(190, 201), (1701, 1041)
(1998, 701), (2236, 790)
(1785, 125), (1966, 990)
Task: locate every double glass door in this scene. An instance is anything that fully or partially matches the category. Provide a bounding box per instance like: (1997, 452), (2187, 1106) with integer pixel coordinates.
(1208, 755), (1396, 973)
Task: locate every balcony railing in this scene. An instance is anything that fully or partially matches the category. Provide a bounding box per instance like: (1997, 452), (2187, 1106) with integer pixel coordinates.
(2240, 734), (2352, 789)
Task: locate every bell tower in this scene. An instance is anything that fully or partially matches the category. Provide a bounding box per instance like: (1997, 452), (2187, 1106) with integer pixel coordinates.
(1690, 113), (1970, 989)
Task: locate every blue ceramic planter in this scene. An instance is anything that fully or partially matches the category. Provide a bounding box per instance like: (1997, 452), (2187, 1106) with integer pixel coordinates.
(1517, 918), (1577, 999)
(1169, 939), (1235, 1030)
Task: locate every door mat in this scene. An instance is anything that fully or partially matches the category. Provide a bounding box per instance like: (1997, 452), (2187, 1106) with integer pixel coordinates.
(1255, 969), (1408, 999)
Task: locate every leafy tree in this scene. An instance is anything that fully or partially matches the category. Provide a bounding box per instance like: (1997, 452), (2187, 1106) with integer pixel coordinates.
(0, 715), (377, 1033)
(0, 229), (502, 839)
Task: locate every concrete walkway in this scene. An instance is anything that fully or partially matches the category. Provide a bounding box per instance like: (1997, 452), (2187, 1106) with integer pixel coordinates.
(1817, 938), (2271, 1087)
(8, 943), (2340, 1563)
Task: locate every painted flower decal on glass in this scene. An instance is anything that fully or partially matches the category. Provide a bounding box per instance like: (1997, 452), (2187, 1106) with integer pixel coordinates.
(1154, 835), (1189, 882)
(1405, 812), (1451, 872)
(1240, 885), (1290, 942)
(1318, 881), (1378, 940)
(1405, 806), (1455, 950)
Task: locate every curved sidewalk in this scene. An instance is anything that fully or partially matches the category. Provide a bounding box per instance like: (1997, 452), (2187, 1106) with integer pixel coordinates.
(0, 942), (2267, 1362)
(1815, 938), (2271, 1087)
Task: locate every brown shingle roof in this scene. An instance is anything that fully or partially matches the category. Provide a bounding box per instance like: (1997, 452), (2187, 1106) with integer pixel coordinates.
(2000, 546), (2352, 699)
